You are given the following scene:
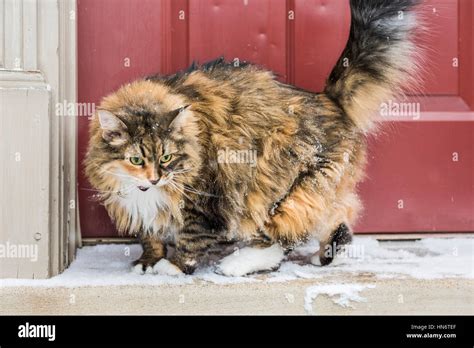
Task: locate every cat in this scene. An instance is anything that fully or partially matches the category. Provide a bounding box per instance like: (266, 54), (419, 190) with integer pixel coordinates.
(85, 0), (421, 276)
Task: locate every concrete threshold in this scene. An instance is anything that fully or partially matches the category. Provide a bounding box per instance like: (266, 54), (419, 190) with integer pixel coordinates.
(1, 275), (472, 315)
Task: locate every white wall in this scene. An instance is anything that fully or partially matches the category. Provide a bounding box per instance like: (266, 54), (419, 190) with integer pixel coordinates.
(0, 0), (79, 278)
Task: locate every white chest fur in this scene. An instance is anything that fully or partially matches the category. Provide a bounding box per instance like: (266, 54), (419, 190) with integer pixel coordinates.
(115, 185), (171, 233)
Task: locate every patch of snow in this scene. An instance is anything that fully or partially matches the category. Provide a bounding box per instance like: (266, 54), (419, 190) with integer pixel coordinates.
(269, 237), (474, 281)
(194, 270), (258, 285)
(0, 244), (193, 288)
(304, 283), (376, 313)
(269, 262), (324, 282)
(0, 237), (472, 288)
(314, 237), (474, 280)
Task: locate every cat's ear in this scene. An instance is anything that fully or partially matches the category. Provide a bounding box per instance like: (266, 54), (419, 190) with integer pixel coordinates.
(97, 110), (129, 146)
(163, 105), (192, 131)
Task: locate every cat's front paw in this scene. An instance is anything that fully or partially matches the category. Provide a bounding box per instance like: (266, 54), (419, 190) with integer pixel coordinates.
(132, 257), (162, 275)
(152, 259), (184, 276)
(166, 256), (198, 275)
(216, 244), (284, 277)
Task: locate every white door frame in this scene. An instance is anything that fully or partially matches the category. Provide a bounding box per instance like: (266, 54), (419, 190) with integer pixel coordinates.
(0, 0), (79, 278)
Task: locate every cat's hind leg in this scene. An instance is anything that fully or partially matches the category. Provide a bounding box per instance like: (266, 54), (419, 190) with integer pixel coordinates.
(132, 234), (167, 274)
(216, 233), (286, 277)
(261, 171), (358, 267)
(311, 223), (352, 266)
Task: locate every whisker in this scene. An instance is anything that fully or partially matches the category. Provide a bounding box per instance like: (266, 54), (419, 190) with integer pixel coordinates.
(168, 181), (196, 206)
(172, 169), (192, 175)
(181, 184), (219, 198)
(80, 187), (120, 195)
(80, 182), (137, 195)
(172, 174), (219, 198)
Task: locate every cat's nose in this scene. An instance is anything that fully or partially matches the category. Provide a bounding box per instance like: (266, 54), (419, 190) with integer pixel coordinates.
(149, 179), (159, 185)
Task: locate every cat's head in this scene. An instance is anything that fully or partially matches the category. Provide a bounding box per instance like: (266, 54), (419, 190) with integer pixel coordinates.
(86, 80), (202, 199)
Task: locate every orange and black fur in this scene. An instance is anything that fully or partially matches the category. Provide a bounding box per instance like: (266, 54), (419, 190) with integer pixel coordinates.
(85, 0), (421, 275)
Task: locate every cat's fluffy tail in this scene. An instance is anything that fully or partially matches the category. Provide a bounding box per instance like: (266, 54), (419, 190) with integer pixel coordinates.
(325, 0), (422, 133)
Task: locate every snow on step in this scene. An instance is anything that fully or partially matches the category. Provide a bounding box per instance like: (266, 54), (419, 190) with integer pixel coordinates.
(304, 283), (376, 314)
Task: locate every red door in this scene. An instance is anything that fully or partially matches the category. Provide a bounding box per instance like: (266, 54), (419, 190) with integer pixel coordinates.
(77, 0), (474, 238)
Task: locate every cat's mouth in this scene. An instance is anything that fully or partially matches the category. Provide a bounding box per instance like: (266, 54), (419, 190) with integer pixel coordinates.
(137, 186), (150, 192)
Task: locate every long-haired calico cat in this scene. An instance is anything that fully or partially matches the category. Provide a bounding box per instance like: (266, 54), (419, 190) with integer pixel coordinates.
(85, 0), (421, 276)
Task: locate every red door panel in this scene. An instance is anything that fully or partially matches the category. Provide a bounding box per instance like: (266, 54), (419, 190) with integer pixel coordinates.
(293, 0), (350, 91)
(78, 0), (473, 237)
(187, 0), (288, 80)
(357, 122), (474, 233)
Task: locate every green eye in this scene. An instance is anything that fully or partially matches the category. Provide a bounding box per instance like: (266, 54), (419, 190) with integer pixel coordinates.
(160, 154), (172, 164)
(130, 156), (144, 166)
